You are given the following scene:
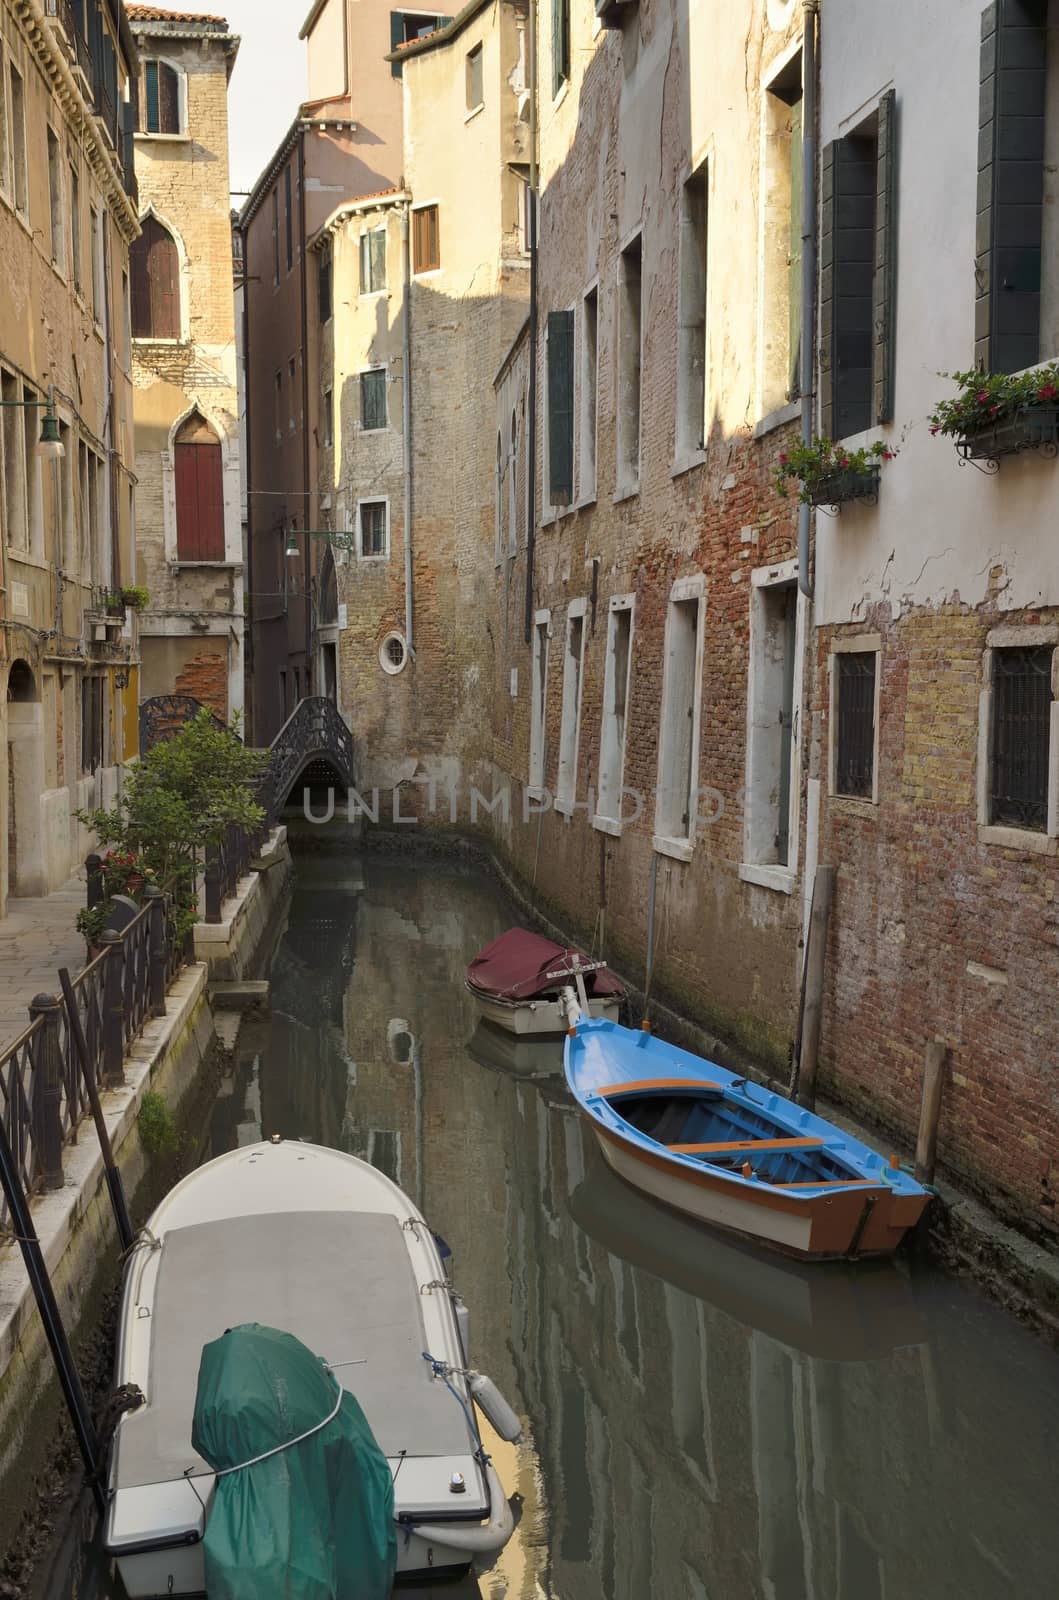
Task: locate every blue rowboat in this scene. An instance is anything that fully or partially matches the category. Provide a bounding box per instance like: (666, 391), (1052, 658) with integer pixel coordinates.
(563, 1014), (930, 1260)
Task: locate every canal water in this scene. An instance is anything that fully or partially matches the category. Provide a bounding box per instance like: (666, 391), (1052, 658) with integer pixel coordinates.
(43, 849), (1059, 1600)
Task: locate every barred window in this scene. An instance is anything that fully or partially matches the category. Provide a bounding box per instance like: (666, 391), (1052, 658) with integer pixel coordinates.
(990, 646), (1053, 831)
(835, 651), (876, 798)
(361, 369), (387, 431)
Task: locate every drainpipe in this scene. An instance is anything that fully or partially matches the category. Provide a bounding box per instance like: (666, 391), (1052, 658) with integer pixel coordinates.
(797, 0), (819, 601)
(401, 204), (414, 654)
(239, 223), (255, 738)
(298, 130), (312, 692)
(523, 0), (539, 645)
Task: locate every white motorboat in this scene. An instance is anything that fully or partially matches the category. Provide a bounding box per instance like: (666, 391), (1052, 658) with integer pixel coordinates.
(465, 927), (625, 1036)
(104, 1138), (520, 1595)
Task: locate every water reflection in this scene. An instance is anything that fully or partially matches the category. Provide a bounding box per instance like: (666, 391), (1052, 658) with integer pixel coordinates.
(47, 851), (1059, 1600)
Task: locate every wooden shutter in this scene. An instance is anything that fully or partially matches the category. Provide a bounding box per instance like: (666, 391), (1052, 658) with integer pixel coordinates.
(819, 141), (835, 438)
(175, 442), (224, 560)
(788, 96), (803, 403)
(976, 0), (1047, 373)
(547, 309), (574, 505)
(158, 63), (179, 134)
(873, 89), (897, 423)
(833, 135), (875, 438)
(149, 219), (179, 338)
(371, 229), (387, 289)
(143, 60), (158, 133)
(130, 229), (152, 337)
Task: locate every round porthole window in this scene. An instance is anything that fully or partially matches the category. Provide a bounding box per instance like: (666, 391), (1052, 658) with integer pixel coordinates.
(379, 632), (408, 675)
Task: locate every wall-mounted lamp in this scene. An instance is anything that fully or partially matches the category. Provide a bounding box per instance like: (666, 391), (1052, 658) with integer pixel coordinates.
(114, 669), (130, 691)
(0, 385), (66, 460)
(285, 529), (300, 559)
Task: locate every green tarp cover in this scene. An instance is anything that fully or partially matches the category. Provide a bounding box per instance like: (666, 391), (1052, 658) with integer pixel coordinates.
(191, 1323), (396, 1600)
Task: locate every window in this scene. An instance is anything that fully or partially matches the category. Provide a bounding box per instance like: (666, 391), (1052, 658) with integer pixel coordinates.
(990, 645), (1053, 831)
(138, 58), (181, 134)
(130, 216), (180, 339)
(8, 64), (27, 216)
(360, 226), (387, 293)
(284, 164), (293, 272)
(507, 408), (518, 554)
(0, 54), (7, 202)
(494, 431), (503, 561)
(744, 573), (799, 873)
(978, 1), (1056, 372)
(556, 601), (586, 814)
(361, 368), (387, 430)
(412, 205), (439, 273)
(820, 92), (896, 437)
(466, 43), (483, 110)
(552, 0), (571, 97)
(272, 188), (280, 283)
(273, 369), (282, 438)
(655, 578), (705, 851)
(517, 177), (534, 256)
(762, 54), (803, 412)
(596, 598), (634, 831)
(529, 611), (550, 791)
(617, 236), (643, 489)
(833, 649), (878, 800)
(288, 357), (296, 430)
(2, 369), (27, 550)
(389, 12), (450, 78)
(174, 411), (225, 561)
(47, 128), (65, 272)
(580, 287), (598, 500)
(70, 163), (82, 292)
(358, 499), (388, 557)
(89, 207), (102, 319)
(81, 675), (104, 775)
(677, 165), (708, 456)
(547, 308), (574, 505)
(322, 386), (333, 448)
(318, 237), (332, 322)
(121, 269), (131, 365)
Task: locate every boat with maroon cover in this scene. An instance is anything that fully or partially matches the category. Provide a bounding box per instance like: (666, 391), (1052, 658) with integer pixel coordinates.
(465, 928), (625, 1035)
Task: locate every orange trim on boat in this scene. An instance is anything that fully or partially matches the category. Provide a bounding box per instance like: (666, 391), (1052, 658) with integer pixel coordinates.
(595, 1076), (722, 1097)
(669, 1137), (824, 1155)
(771, 1178), (878, 1188)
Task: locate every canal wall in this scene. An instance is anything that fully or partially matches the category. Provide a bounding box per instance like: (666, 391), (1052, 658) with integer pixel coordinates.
(0, 830), (293, 1560)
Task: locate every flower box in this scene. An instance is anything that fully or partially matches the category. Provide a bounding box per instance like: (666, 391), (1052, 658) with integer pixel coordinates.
(956, 406), (1059, 463)
(806, 465), (881, 508)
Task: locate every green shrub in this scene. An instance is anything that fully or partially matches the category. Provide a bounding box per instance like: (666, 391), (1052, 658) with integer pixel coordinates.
(138, 1091), (177, 1155)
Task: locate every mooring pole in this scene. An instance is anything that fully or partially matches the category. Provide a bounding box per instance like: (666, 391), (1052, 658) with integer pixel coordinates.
(794, 864), (835, 1109)
(915, 1040), (948, 1186)
(58, 966), (135, 1253)
(0, 1106), (105, 1512)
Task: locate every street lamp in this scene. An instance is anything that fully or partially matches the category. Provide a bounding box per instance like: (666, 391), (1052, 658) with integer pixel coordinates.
(0, 386), (66, 460)
(285, 528), (300, 559)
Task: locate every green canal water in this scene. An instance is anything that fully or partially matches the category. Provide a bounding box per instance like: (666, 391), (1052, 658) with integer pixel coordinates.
(42, 850), (1059, 1600)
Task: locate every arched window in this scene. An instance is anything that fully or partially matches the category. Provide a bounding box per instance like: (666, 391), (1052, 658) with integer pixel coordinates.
(174, 412), (224, 561)
(131, 216), (180, 339)
(138, 59), (182, 135)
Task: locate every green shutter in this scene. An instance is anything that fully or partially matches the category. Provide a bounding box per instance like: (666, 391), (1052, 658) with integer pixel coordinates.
(788, 96), (803, 403)
(145, 60), (159, 134)
(976, 0), (1047, 373)
(873, 89), (897, 423)
(833, 134), (875, 438)
(390, 13), (405, 78)
(819, 141), (836, 439)
(547, 309), (574, 505)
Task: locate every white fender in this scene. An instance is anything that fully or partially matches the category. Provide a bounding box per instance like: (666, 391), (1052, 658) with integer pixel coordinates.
(468, 1372), (522, 1443)
(402, 1461), (514, 1555)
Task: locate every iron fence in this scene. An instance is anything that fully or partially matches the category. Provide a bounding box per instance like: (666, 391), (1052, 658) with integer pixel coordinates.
(0, 890), (181, 1231)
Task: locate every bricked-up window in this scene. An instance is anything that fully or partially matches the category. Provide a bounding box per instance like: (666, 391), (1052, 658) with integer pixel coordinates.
(138, 59), (181, 135)
(359, 499), (388, 557)
(551, 0), (570, 97)
(360, 227), (387, 293)
(7, 63), (27, 216)
(361, 368), (387, 430)
(762, 54), (803, 412)
(466, 43), (483, 111)
(834, 652), (877, 798)
(990, 646), (1053, 830)
(174, 412), (225, 561)
(596, 598), (634, 828)
(656, 583), (704, 845)
(556, 602), (586, 813)
(529, 612), (550, 791)
(617, 236), (643, 490)
(47, 128), (65, 272)
(131, 216), (180, 339)
(318, 238), (332, 323)
(746, 579), (798, 866)
(412, 205), (440, 273)
(81, 675), (103, 774)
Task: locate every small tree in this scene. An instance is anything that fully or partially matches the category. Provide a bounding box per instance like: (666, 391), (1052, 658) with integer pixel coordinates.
(78, 710), (268, 943)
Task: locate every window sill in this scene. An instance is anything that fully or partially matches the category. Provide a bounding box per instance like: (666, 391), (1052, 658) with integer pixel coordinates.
(552, 80), (570, 111)
(592, 813), (623, 838)
(672, 449), (707, 480)
(752, 398), (801, 440)
(357, 553), (390, 563)
(829, 794), (878, 819)
(133, 337), (186, 347)
(575, 489), (597, 511)
(360, 288), (387, 300)
(526, 784), (548, 803)
(6, 550), (50, 573)
(653, 833), (693, 863)
(413, 267), (442, 280)
(739, 862), (795, 894)
(170, 559), (242, 570)
(978, 823), (1056, 856)
(613, 482), (640, 505)
(134, 132), (190, 143)
(464, 103), (485, 124)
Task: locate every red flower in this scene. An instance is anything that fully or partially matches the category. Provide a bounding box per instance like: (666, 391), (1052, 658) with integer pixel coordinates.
(1037, 384), (1057, 401)
(990, 404), (1001, 415)
(882, 450), (895, 460)
(976, 390), (989, 403)
(839, 456), (850, 467)
(930, 424), (940, 436)
(778, 453), (788, 464)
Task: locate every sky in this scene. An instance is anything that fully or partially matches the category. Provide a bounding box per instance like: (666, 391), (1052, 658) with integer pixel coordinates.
(210, 0), (308, 200)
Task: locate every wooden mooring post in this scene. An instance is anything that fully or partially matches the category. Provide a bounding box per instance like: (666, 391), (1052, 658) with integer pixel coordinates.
(915, 1040), (948, 1186)
(794, 865), (835, 1109)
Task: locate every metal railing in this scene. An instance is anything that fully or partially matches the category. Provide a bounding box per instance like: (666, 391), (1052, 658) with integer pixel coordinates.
(0, 890), (177, 1229)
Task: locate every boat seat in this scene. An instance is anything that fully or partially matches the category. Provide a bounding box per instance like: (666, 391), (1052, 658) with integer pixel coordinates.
(669, 1137), (825, 1155)
(596, 1076), (723, 1098)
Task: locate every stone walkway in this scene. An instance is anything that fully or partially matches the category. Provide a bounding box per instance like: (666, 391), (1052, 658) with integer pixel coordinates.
(0, 874), (88, 1048)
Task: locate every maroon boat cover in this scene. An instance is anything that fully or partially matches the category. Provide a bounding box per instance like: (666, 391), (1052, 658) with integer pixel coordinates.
(466, 928), (625, 1003)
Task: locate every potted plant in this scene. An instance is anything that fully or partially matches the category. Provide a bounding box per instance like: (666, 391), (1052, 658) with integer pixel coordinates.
(929, 363), (1059, 463)
(119, 584), (151, 612)
(103, 589), (127, 619)
(774, 438), (895, 507)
